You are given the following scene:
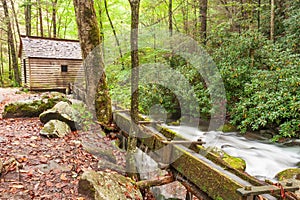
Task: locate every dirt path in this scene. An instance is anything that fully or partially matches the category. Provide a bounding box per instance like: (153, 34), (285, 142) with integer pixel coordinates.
(0, 88), (118, 200)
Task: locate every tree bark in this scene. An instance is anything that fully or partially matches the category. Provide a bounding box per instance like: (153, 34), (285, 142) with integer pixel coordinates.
(52, 0), (58, 38)
(127, 0), (141, 181)
(73, 0), (112, 125)
(25, 0), (32, 36)
(9, 0), (21, 40)
(270, 0), (275, 41)
(199, 0), (208, 44)
(37, 0), (44, 37)
(169, 0), (173, 36)
(129, 0), (140, 124)
(97, 1), (104, 42)
(2, 0), (20, 85)
(104, 0), (124, 69)
(258, 0), (261, 30)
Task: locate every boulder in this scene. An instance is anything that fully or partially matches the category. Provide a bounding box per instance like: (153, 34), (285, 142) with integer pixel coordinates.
(78, 170), (143, 200)
(40, 101), (78, 131)
(40, 120), (71, 138)
(276, 168), (300, 181)
(2, 92), (68, 118)
(39, 101), (93, 131)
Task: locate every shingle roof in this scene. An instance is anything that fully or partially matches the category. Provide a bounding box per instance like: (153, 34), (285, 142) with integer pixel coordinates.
(20, 36), (82, 60)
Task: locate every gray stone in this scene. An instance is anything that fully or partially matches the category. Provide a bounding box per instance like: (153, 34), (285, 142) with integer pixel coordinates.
(39, 101), (93, 131)
(40, 101), (78, 130)
(40, 120), (71, 138)
(78, 170), (142, 200)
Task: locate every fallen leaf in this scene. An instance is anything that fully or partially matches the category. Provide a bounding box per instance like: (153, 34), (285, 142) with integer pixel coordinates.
(29, 143), (37, 148)
(10, 185), (24, 189)
(60, 173), (68, 181)
(46, 181), (53, 187)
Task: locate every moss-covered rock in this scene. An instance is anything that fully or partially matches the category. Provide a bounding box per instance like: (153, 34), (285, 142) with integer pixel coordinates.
(40, 120), (71, 138)
(222, 154), (246, 171)
(78, 170), (142, 200)
(40, 100), (94, 131)
(276, 168), (300, 198)
(275, 168), (300, 181)
(2, 92), (68, 118)
(210, 147), (246, 171)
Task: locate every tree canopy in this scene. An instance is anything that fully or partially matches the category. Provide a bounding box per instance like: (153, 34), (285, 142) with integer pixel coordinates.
(0, 0), (299, 140)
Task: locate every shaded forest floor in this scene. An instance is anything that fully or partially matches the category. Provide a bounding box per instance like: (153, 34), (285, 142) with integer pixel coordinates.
(0, 88), (116, 199)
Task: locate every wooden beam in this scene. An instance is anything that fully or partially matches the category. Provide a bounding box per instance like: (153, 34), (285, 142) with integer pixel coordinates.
(136, 175), (174, 189)
(237, 184), (299, 197)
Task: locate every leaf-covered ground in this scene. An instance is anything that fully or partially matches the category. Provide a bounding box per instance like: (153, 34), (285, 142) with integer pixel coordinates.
(0, 88), (117, 199)
(0, 88), (189, 200)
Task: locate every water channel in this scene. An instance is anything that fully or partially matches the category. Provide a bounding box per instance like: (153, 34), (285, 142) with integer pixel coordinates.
(167, 125), (300, 180)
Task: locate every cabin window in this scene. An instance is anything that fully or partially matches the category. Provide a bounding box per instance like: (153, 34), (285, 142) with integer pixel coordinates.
(61, 65), (68, 72)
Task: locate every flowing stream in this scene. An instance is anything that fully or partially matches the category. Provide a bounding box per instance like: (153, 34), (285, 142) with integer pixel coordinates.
(166, 125), (300, 180)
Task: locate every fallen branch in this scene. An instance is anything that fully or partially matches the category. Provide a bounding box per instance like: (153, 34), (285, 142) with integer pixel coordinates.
(136, 175), (174, 189)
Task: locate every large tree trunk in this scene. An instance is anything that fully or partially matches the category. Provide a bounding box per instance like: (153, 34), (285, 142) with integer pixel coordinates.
(96, 1), (104, 42)
(199, 0), (208, 44)
(25, 0), (32, 36)
(2, 0), (20, 85)
(127, 0), (141, 181)
(129, 0), (140, 124)
(73, 0), (112, 125)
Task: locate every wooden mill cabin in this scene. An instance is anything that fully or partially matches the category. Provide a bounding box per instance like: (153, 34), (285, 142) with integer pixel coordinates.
(19, 36), (83, 91)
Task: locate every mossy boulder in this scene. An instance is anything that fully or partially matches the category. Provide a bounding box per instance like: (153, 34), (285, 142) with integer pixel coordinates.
(275, 168), (300, 181)
(210, 147), (246, 171)
(39, 101), (93, 131)
(276, 168), (300, 198)
(222, 154), (246, 171)
(40, 120), (71, 138)
(78, 170), (142, 200)
(2, 92), (68, 118)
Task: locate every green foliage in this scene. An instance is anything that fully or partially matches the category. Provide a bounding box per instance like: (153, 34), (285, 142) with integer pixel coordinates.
(230, 48), (300, 139)
(71, 102), (94, 131)
(280, 1), (300, 53)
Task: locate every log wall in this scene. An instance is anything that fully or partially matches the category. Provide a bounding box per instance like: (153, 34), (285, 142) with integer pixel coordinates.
(21, 57), (84, 90)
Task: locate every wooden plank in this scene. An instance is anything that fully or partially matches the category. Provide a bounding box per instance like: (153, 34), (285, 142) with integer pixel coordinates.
(237, 185), (299, 196)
